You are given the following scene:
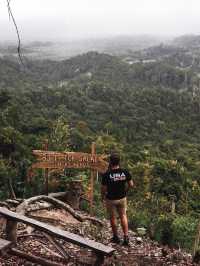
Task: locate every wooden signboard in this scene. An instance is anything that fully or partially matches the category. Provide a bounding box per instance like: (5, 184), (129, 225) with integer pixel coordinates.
(31, 150), (108, 173)
(30, 144), (108, 213)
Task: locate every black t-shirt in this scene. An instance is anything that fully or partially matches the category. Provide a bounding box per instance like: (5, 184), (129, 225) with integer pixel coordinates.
(101, 168), (132, 200)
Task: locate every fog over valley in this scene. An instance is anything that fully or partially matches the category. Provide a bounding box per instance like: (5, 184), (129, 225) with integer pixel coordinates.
(0, 0), (200, 42)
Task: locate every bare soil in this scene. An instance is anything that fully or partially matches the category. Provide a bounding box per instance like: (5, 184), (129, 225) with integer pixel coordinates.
(0, 208), (198, 266)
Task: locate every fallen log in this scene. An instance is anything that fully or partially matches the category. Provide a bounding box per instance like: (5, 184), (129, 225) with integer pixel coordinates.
(43, 232), (72, 261)
(0, 202), (10, 209)
(10, 248), (64, 266)
(5, 199), (21, 207)
(49, 192), (66, 199)
(16, 195), (104, 226)
(17, 233), (63, 260)
(17, 233), (43, 239)
(38, 244), (63, 259)
(27, 202), (52, 213)
(28, 214), (63, 225)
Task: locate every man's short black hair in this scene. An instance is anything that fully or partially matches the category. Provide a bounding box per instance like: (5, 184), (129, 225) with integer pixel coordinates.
(109, 153), (120, 166)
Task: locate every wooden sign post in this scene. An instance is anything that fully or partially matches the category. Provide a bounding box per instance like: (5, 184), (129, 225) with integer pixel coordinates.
(43, 139), (49, 196)
(30, 147), (108, 206)
(90, 142), (96, 214)
(193, 221), (200, 256)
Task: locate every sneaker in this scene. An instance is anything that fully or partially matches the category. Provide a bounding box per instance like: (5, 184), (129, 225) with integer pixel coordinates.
(122, 236), (130, 246)
(111, 235), (121, 244)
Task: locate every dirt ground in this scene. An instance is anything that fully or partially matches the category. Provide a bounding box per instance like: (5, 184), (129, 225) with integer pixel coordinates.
(0, 208), (198, 266)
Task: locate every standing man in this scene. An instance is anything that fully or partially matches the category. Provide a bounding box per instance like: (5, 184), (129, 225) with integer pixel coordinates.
(101, 153), (134, 246)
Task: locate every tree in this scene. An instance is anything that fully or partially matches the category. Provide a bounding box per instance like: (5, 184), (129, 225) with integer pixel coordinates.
(49, 116), (70, 151)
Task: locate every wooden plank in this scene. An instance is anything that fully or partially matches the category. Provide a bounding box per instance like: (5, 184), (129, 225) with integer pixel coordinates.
(0, 238), (12, 253)
(0, 208), (115, 256)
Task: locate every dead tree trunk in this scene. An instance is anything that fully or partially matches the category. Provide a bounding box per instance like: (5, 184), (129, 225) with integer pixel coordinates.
(5, 220), (17, 244)
(193, 221), (200, 256)
(65, 180), (83, 209)
(8, 177), (16, 199)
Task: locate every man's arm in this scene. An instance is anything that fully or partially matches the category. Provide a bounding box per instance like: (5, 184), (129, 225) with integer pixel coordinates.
(125, 169), (134, 192)
(128, 180), (134, 189)
(125, 179), (134, 193)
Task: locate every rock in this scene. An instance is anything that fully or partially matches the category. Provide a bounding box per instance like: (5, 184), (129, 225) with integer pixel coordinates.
(161, 247), (169, 257)
(137, 227), (147, 236)
(193, 249), (200, 264)
(136, 237), (143, 244)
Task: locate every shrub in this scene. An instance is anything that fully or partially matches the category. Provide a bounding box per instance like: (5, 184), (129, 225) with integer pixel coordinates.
(153, 214), (198, 251)
(172, 215), (198, 251)
(154, 214), (174, 246)
(129, 208), (151, 229)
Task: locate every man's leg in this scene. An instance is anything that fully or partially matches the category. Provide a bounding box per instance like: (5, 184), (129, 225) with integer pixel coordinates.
(106, 200), (120, 243)
(117, 198), (129, 246)
(110, 213), (118, 236)
(118, 208), (128, 236)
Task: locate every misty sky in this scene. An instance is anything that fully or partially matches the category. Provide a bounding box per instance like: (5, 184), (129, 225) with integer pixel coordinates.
(0, 0), (200, 41)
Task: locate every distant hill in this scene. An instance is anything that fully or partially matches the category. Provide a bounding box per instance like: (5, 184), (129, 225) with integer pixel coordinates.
(0, 58), (28, 88)
(0, 51), (198, 91)
(172, 34), (200, 48)
(32, 51), (198, 90)
(0, 35), (163, 61)
(0, 51), (200, 143)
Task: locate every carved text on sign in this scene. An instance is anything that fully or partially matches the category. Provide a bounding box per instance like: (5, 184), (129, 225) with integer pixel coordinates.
(32, 150), (108, 172)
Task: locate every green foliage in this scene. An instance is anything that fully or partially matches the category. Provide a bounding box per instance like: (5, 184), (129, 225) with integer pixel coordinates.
(151, 159), (185, 200)
(172, 216), (198, 251)
(154, 214), (174, 246)
(128, 208), (151, 229)
(0, 159), (12, 199)
(93, 181), (107, 218)
(96, 134), (124, 155)
(152, 214), (198, 251)
(49, 116), (70, 151)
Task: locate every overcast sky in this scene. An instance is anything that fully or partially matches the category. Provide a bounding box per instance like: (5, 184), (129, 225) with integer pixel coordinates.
(0, 0), (200, 41)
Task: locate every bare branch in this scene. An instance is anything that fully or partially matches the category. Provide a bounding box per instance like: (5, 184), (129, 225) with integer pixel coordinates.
(6, 0), (25, 67)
